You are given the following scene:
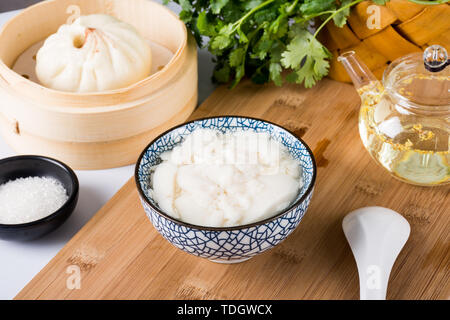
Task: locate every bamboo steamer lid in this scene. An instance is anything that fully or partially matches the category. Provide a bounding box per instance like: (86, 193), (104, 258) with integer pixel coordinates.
(319, 0), (450, 82)
(0, 0), (198, 170)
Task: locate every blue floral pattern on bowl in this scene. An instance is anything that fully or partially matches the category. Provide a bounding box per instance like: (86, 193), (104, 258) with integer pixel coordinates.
(135, 116), (316, 263)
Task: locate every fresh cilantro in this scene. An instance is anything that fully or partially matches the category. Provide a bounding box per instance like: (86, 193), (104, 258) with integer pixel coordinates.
(269, 62), (283, 86)
(166, 0), (447, 88)
(299, 0), (336, 16)
(281, 26), (331, 88)
(333, 0), (353, 27)
(229, 47), (246, 67)
(196, 12), (217, 37)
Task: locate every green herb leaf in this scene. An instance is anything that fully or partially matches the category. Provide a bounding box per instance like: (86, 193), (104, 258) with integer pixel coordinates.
(281, 28), (310, 69)
(213, 63), (231, 83)
(211, 0), (229, 14)
(229, 47), (246, 67)
(243, 1), (265, 11)
(163, 0), (385, 88)
(236, 27), (249, 43)
(231, 63), (246, 87)
(178, 0), (193, 12)
(269, 62), (283, 86)
(299, 0), (336, 15)
(211, 35), (231, 50)
(333, 0), (352, 27)
(197, 12), (216, 37)
(281, 26), (330, 88)
(211, 24), (234, 50)
(178, 10), (193, 23)
(251, 30), (272, 60)
(285, 71), (298, 83)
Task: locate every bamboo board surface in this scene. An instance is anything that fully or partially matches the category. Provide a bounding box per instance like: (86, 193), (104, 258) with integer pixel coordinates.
(16, 79), (449, 300)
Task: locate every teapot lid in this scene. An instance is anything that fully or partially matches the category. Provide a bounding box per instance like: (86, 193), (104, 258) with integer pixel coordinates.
(384, 45), (450, 107)
(423, 45), (449, 72)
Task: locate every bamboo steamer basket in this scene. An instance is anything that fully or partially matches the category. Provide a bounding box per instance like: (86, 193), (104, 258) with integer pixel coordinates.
(319, 0), (450, 82)
(0, 0), (198, 170)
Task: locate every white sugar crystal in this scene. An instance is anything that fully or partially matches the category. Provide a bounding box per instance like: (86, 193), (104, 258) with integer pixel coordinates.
(0, 176), (69, 224)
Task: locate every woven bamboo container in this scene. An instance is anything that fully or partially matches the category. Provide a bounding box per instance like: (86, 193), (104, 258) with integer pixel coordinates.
(319, 0), (450, 82)
(0, 0), (197, 170)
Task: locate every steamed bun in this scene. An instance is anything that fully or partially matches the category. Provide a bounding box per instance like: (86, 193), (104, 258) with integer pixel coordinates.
(36, 14), (152, 92)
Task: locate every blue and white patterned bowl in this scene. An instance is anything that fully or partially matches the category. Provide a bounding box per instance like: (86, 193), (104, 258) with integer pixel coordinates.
(135, 116), (316, 263)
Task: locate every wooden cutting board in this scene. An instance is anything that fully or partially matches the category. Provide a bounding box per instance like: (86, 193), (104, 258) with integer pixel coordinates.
(16, 79), (449, 300)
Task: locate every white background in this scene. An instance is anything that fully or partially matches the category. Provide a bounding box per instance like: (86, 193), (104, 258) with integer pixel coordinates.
(0, 2), (215, 299)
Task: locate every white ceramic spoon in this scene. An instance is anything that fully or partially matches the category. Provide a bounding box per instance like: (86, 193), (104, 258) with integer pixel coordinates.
(342, 206), (410, 300)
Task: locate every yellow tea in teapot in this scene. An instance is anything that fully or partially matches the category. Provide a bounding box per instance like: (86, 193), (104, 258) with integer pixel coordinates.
(358, 80), (449, 186)
(339, 46), (449, 186)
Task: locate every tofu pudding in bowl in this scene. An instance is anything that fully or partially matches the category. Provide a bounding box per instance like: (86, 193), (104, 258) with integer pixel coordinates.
(135, 116), (316, 263)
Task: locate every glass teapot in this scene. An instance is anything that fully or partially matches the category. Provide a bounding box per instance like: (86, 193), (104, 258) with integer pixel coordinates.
(338, 45), (449, 186)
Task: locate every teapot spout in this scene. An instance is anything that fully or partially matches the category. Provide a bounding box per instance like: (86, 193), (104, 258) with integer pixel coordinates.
(338, 51), (380, 90)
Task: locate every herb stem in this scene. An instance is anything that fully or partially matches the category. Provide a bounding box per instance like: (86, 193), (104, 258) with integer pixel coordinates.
(296, 10), (336, 24)
(406, 0), (448, 4)
(313, 0), (364, 38)
(312, 0), (446, 39)
(287, 0), (300, 13)
(232, 0), (276, 31)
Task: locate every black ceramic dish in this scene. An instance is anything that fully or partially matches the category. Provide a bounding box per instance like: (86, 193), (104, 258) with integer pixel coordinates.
(0, 155), (79, 241)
